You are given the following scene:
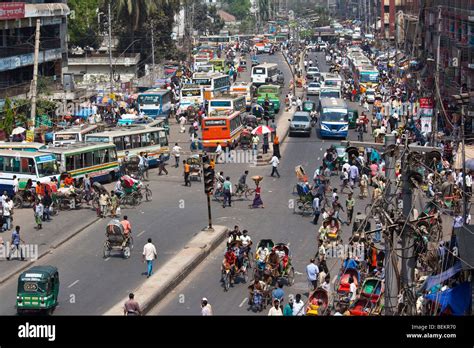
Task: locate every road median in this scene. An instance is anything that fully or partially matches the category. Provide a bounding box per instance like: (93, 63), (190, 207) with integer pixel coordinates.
(104, 225), (228, 315)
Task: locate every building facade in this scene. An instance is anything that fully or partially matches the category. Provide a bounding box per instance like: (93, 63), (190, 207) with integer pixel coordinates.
(0, 0), (70, 99)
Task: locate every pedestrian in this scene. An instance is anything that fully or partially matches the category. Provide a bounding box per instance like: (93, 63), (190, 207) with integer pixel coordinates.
(292, 294), (305, 316)
(99, 191), (109, 218)
(252, 134), (259, 158)
(179, 114), (187, 133)
(2, 197), (12, 231)
(272, 134), (281, 159)
(172, 143), (182, 168)
(12, 175), (19, 195)
(201, 298), (213, 316)
(83, 174), (92, 203)
(222, 176), (232, 208)
(349, 161), (359, 188)
(283, 298), (293, 316)
(268, 299), (283, 316)
(345, 193), (355, 225)
(158, 154), (168, 175)
(110, 191), (119, 217)
(42, 190), (52, 221)
(34, 200), (44, 230)
(251, 180), (264, 209)
(359, 173), (369, 198)
(6, 226), (25, 261)
(312, 194), (320, 225)
(215, 142), (223, 163)
(123, 293), (142, 316)
(142, 238), (157, 278)
(269, 155), (280, 178)
(306, 258), (319, 290)
(262, 133), (269, 154)
(183, 160), (191, 187)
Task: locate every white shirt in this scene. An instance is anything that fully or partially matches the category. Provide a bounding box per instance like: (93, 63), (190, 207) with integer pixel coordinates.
(349, 283), (357, 301)
(270, 156), (280, 167)
(216, 144), (222, 154)
(143, 242), (157, 261)
(322, 281), (331, 293)
(172, 145), (182, 157)
(3, 203), (11, 216)
(13, 178), (19, 193)
(292, 300), (305, 316)
(342, 163), (351, 172)
(240, 235), (251, 247)
(201, 304), (213, 316)
(179, 116), (187, 125)
(466, 175), (472, 187)
(268, 306), (283, 316)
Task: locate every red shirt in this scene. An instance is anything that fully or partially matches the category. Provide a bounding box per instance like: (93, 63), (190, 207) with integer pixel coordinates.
(121, 220), (131, 234)
(225, 251), (236, 265)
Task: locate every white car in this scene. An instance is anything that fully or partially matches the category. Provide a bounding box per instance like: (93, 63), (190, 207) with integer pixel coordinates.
(307, 82), (321, 95)
(306, 66), (320, 79)
(365, 88), (376, 103)
(319, 42), (328, 51)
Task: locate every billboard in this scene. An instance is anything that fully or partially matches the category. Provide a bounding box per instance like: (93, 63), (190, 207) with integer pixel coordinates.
(0, 2), (25, 20)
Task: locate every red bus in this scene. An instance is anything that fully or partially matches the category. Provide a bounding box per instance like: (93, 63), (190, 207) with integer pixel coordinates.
(201, 110), (243, 149)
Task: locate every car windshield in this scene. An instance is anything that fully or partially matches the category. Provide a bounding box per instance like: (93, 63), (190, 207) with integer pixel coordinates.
(309, 83), (320, 88)
(293, 115), (309, 122)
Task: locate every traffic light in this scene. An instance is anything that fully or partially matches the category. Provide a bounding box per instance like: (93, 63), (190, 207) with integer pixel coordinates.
(203, 163), (214, 195)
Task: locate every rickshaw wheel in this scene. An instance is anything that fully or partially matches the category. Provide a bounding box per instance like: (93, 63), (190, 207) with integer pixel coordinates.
(103, 242), (111, 258)
(13, 195), (23, 209)
(223, 271), (231, 291)
(145, 187), (152, 202)
(123, 247), (131, 259)
(287, 267), (295, 286)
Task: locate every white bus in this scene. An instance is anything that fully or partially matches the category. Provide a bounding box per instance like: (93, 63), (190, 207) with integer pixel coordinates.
(179, 85), (205, 113)
(230, 82), (254, 109)
(0, 142), (47, 152)
(53, 125), (99, 146)
(84, 126), (170, 166)
(208, 95), (246, 114)
(0, 150), (59, 195)
(318, 98), (348, 139)
(251, 63), (279, 86)
(40, 143), (119, 183)
(320, 73), (343, 89)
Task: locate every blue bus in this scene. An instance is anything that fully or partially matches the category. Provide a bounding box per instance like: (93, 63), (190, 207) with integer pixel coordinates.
(318, 98), (349, 138)
(137, 89), (172, 118)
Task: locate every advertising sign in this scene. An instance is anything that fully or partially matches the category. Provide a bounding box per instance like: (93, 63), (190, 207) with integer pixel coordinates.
(0, 2), (25, 20)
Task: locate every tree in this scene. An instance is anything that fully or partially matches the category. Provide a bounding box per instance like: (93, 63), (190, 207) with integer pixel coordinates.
(222, 0), (250, 20)
(193, 3), (224, 36)
(0, 98), (16, 137)
(68, 0), (103, 49)
(239, 16), (256, 34)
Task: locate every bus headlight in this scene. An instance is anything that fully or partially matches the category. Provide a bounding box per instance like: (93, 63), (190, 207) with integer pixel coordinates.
(340, 125), (348, 131)
(321, 124), (330, 131)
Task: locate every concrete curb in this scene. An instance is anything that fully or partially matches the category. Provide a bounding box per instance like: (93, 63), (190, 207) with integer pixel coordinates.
(0, 217), (101, 285)
(104, 225), (229, 315)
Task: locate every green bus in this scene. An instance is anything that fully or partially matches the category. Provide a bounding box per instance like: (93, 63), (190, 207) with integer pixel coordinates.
(17, 266), (59, 315)
(256, 85), (281, 112)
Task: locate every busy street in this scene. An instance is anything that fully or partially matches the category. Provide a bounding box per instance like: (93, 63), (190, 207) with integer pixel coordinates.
(0, 0), (473, 329)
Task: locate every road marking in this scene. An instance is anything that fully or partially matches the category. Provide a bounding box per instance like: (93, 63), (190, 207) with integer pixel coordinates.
(295, 271), (303, 275)
(331, 275), (338, 284)
(137, 230), (146, 237)
(68, 280), (79, 288)
(239, 298), (248, 307)
(104, 257), (110, 262)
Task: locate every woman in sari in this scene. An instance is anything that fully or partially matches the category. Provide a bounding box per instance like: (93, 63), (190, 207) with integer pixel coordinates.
(251, 181), (264, 209)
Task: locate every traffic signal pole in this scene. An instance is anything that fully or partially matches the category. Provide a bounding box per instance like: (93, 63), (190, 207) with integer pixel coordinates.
(202, 155), (214, 231)
(206, 193), (213, 230)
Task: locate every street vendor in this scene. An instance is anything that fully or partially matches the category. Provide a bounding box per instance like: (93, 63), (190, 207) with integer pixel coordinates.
(63, 173), (74, 187)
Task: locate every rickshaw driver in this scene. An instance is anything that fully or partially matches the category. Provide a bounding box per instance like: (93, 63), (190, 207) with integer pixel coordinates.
(267, 249), (281, 275)
(235, 171), (249, 195)
(222, 248), (237, 276)
(114, 180), (124, 198)
(248, 277), (267, 306)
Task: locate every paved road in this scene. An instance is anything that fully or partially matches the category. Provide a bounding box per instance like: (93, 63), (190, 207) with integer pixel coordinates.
(149, 50), (380, 315)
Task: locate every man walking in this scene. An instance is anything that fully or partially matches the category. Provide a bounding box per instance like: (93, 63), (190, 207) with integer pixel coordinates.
(312, 195), (320, 225)
(158, 154), (168, 175)
(345, 193), (355, 225)
(269, 155), (280, 178)
(183, 160), (191, 187)
(172, 143), (182, 168)
(222, 176), (232, 208)
(7, 226), (25, 261)
(306, 258), (319, 290)
(201, 298), (213, 316)
(123, 293), (142, 316)
(142, 238), (157, 278)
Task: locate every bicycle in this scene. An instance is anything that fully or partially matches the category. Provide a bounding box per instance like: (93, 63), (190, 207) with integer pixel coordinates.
(233, 184), (256, 200)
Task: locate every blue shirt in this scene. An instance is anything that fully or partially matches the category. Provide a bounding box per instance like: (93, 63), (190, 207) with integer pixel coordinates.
(272, 288), (285, 301)
(12, 231), (20, 246)
(306, 263), (319, 281)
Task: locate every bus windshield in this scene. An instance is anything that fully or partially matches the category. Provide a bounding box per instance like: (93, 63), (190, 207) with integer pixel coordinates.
(138, 95), (160, 104)
(320, 90), (340, 98)
(360, 73), (379, 83)
(36, 161), (59, 177)
(321, 111), (348, 123)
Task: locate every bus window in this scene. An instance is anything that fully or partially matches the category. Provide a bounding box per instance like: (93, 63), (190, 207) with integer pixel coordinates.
(93, 151), (101, 166)
(74, 154), (82, 170)
(141, 134), (151, 147)
(159, 131), (168, 147)
(132, 135), (141, 149)
(84, 152), (93, 167)
(123, 136), (132, 150)
(113, 137), (124, 151)
(0, 156), (4, 171)
(110, 149), (118, 161)
(66, 155), (75, 171)
(5, 157), (20, 173)
(37, 161), (57, 177)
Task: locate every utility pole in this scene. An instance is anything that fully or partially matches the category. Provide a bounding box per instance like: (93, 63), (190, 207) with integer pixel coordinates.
(30, 18), (41, 133)
(151, 26), (155, 80)
(108, 1), (113, 95)
(461, 104), (467, 224)
(384, 134), (400, 315)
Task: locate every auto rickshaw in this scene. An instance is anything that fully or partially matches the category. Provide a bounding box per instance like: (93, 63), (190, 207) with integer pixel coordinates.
(348, 109), (359, 129)
(17, 265), (59, 315)
(303, 101), (316, 113)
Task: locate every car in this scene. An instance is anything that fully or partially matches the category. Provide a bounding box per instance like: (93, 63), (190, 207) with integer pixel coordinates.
(365, 88), (376, 103)
(263, 44), (272, 53)
(310, 71), (321, 82)
(307, 42), (317, 51)
(288, 111), (312, 137)
(306, 66), (320, 79)
(307, 82), (321, 95)
(318, 42), (328, 51)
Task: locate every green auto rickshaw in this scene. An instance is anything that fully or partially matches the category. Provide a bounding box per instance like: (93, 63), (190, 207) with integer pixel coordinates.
(348, 109), (359, 129)
(17, 265), (59, 315)
(303, 101), (316, 113)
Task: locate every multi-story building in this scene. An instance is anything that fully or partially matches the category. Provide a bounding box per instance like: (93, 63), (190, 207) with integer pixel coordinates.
(0, 0), (70, 99)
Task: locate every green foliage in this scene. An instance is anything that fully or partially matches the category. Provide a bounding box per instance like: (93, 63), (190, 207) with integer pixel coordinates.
(193, 3), (225, 36)
(68, 0), (103, 49)
(0, 98), (16, 137)
(239, 16), (256, 34)
(222, 0), (250, 20)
